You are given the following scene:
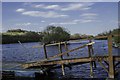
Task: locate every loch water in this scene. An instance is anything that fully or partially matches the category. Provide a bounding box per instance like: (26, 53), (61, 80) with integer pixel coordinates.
(1, 40), (120, 79)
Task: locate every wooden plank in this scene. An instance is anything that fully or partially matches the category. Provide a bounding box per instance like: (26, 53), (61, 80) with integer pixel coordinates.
(32, 42), (66, 48)
(64, 41), (69, 56)
(90, 62), (93, 78)
(58, 42), (63, 59)
(98, 61), (108, 73)
(34, 42), (94, 63)
(87, 41), (93, 78)
(108, 35), (115, 78)
(22, 56), (109, 68)
(58, 42), (65, 75)
(43, 44), (48, 59)
(114, 56), (120, 61)
(61, 64), (65, 75)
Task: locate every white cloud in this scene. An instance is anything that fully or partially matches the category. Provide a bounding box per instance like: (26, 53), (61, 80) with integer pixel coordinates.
(16, 8), (25, 12)
(81, 13), (98, 17)
(41, 20), (45, 22)
(50, 18), (98, 26)
(16, 22), (32, 26)
(34, 3), (94, 11)
(34, 4), (45, 8)
(73, 19), (95, 23)
(80, 19), (95, 23)
(44, 5), (60, 10)
(61, 3), (94, 11)
(34, 4), (60, 10)
(80, 13), (98, 20)
(74, 18), (99, 23)
(61, 3), (83, 11)
(50, 22), (77, 25)
(22, 11), (68, 18)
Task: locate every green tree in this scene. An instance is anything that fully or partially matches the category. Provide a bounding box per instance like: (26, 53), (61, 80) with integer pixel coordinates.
(70, 33), (81, 40)
(42, 26), (70, 44)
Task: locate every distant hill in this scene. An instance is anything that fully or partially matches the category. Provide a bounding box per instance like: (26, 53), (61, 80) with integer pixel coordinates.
(1, 29), (43, 44)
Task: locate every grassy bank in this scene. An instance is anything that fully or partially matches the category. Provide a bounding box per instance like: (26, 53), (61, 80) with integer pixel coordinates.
(1, 31), (42, 44)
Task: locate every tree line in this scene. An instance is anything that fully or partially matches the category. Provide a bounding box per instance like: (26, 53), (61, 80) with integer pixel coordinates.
(1, 26), (119, 44)
(95, 28), (120, 44)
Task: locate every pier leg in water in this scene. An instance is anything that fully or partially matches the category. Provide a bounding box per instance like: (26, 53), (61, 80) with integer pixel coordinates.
(64, 41), (69, 56)
(88, 44), (94, 78)
(62, 64), (65, 75)
(91, 46), (96, 68)
(90, 62), (94, 78)
(89, 39), (96, 68)
(58, 42), (65, 76)
(108, 35), (115, 78)
(43, 43), (48, 59)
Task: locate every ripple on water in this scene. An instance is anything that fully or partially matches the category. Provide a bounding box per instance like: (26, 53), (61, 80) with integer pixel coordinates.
(2, 40), (120, 78)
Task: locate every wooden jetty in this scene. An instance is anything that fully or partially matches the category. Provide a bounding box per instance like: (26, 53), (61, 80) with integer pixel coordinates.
(21, 34), (120, 78)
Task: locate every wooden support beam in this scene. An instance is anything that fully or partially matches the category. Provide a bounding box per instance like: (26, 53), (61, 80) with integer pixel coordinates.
(115, 62), (120, 68)
(104, 61), (109, 66)
(43, 43), (48, 59)
(90, 62), (93, 78)
(108, 35), (115, 78)
(58, 42), (65, 75)
(88, 45), (92, 57)
(98, 61), (108, 73)
(58, 42), (63, 59)
(88, 40), (97, 68)
(22, 42), (96, 68)
(90, 45), (97, 68)
(61, 64), (65, 75)
(88, 43), (94, 78)
(39, 42), (94, 62)
(64, 41), (69, 56)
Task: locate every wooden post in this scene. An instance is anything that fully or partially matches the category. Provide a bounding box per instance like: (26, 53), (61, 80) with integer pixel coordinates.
(108, 35), (115, 78)
(88, 40), (93, 78)
(90, 43), (96, 68)
(88, 40), (96, 68)
(61, 64), (65, 75)
(64, 41), (69, 56)
(58, 42), (63, 59)
(88, 45), (91, 57)
(90, 62), (93, 78)
(43, 43), (48, 59)
(58, 42), (65, 75)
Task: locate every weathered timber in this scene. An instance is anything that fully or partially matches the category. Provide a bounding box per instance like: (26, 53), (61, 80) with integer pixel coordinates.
(32, 42), (66, 48)
(88, 41), (94, 78)
(90, 61), (93, 78)
(22, 56), (111, 69)
(61, 64), (65, 75)
(108, 35), (115, 78)
(21, 35), (120, 78)
(43, 44), (48, 59)
(22, 42), (95, 68)
(58, 42), (63, 59)
(64, 41), (69, 56)
(58, 42), (65, 75)
(98, 61), (108, 73)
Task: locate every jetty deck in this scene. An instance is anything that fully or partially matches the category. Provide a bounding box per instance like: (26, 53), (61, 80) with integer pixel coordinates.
(21, 35), (120, 78)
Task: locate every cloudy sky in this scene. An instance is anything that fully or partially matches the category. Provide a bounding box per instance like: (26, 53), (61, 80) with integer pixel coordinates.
(2, 2), (118, 35)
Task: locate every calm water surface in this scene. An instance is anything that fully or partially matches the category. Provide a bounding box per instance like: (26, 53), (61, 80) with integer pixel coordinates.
(2, 40), (120, 78)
